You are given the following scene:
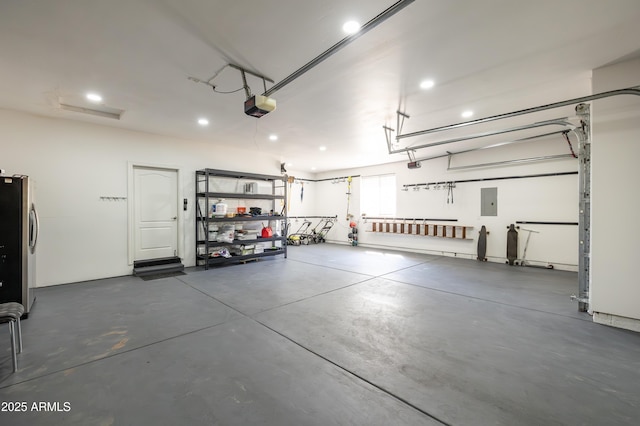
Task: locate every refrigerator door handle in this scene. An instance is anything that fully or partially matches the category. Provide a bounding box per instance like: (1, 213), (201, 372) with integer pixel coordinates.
(29, 202), (39, 254)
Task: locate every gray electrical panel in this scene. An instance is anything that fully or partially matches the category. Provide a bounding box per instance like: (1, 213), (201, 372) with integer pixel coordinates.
(481, 187), (498, 216)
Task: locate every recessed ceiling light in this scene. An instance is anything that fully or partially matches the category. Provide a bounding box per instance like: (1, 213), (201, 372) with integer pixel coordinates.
(86, 92), (102, 103)
(311, 167), (317, 171)
(319, 146), (327, 151)
(286, 162), (293, 167)
(197, 118), (209, 126)
(461, 110), (474, 118)
(420, 80), (435, 90)
(269, 134), (278, 141)
(343, 21), (361, 34)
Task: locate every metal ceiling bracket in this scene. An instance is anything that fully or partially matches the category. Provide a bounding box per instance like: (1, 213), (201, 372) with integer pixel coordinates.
(397, 110), (409, 136)
(383, 125), (396, 152)
(190, 63), (275, 94)
(239, 69), (251, 99)
(227, 63), (275, 100)
(228, 64), (274, 84)
(575, 103), (591, 312)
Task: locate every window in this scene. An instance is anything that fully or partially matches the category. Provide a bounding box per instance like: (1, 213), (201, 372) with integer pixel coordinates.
(361, 174), (396, 217)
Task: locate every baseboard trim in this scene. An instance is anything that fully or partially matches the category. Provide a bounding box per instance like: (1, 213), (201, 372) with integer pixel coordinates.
(593, 312), (640, 333)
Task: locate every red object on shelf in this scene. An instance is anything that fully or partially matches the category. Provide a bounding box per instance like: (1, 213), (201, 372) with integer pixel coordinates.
(261, 226), (273, 238)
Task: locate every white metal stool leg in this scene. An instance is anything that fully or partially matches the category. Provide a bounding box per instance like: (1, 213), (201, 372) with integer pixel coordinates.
(15, 316), (22, 354)
(1, 302), (25, 373)
(8, 320), (18, 372)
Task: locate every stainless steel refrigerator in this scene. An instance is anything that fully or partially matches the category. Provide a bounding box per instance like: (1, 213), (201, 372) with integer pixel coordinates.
(0, 174), (38, 316)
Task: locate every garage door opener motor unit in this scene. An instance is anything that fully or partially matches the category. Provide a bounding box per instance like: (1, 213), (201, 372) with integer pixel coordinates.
(244, 95), (276, 118)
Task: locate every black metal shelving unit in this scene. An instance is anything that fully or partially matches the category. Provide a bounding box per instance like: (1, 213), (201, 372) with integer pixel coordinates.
(195, 169), (287, 269)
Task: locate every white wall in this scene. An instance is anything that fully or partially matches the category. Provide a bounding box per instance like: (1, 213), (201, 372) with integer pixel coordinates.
(313, 137), (579, 270)
(284, 178), (317, 218)
(0, 106), (584, 287)
(0, 109), (285, 286)
(591, 58), (640, 331)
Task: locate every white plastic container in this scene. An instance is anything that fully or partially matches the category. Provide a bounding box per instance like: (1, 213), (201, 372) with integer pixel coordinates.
(214, 200), (228, 217)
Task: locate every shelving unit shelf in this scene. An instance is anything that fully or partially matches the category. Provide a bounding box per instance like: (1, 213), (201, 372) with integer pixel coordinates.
(196, 169), (287, 269)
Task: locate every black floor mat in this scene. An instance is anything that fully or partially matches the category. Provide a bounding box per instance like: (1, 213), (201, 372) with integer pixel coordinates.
(138, 271), (186, 281)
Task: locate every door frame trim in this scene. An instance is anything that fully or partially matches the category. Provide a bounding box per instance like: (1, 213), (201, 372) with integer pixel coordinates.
(127, 162), (183, 265)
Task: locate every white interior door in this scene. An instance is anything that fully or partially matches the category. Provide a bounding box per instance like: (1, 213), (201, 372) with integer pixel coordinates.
(133, 166), (178, 261)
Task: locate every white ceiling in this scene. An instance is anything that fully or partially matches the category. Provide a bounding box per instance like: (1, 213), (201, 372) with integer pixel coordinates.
(2, 0), (640, 173)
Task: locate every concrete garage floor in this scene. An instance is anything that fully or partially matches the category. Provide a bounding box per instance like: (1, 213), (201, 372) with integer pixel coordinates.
(1, 244), (639, 425)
